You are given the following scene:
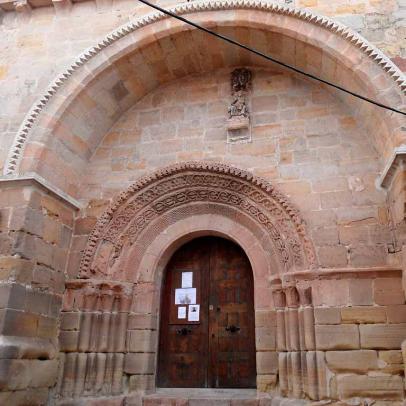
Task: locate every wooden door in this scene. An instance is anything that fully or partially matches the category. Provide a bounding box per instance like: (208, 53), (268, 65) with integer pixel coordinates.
(157, 237), (256, 388)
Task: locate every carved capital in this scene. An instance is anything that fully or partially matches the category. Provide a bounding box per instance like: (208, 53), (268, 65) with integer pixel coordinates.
(285, 286), (300, 308)
(297, 286), (312, 306)
(271, 280), (286, 308)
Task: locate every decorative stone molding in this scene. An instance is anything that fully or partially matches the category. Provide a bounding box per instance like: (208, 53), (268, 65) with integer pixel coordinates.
(4, 0), (406, 176)
(79, 161), (316, 278)
(0, 173), (82, 210)
(278, 266), (403, 284)
(378, 145), (406, 189)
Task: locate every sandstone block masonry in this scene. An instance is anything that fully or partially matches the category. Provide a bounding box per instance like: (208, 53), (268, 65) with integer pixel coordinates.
(0, 179), (77, 404)
(0, 0), (405, 404)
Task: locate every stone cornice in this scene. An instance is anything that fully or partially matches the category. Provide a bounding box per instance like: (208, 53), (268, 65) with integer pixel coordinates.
(378, 145), (406, 189)
(0, 173), (83, 209)
(4, 0), (406, 176)
(273, 267), (403, 285)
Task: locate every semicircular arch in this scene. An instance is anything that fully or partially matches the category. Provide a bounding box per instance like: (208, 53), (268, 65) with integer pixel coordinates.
(79, 161), (316, 279)
(5, 0), (406, 198)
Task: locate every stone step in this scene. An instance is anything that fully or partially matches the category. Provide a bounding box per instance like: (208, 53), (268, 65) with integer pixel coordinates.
(141, 389), (313, 406)
(142, 389), (265, 405)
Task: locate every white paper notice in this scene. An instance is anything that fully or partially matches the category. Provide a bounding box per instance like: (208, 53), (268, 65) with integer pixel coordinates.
(181, 272), (193, 288)
(175, 288), (196, 305)
(177, 306), (187, 319)
(188, 304), (200, 322)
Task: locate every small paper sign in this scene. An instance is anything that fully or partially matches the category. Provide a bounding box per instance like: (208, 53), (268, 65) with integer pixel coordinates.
(181, 272), (193, 288)
(188, 304), (200, 322)
(177, 306), (187, 319)
(175, 288), (196, 305)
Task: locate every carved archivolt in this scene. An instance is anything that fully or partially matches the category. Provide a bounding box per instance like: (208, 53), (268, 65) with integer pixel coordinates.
(5, 0), (406, 176)
(79, 161), (316, 278)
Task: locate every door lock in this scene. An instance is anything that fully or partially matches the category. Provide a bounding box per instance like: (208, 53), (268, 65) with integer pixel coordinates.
(225, 325), (240, 333)
(176, 327), (192, 336)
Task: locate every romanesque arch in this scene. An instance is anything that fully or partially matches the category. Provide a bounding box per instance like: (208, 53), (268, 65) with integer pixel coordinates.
(4, 0), (405, 199)
(79, 161), (316, 280)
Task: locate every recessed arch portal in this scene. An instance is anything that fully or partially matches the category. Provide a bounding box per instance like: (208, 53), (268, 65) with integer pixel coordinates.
(6, 0), (405, 198)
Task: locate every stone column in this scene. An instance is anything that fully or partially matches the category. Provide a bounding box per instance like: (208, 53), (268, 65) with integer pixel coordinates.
(271, 281), (286, 352)
(298, 286), (315, 351)
(58, 280), (133, 399)
(271, 280), (287, 397)
(285, 285), (302, 398)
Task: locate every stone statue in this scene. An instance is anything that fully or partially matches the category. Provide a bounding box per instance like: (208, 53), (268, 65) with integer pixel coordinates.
(228, 90), (249, 118)
(231, 68), (252, 93)
(227, 68), (252, 132)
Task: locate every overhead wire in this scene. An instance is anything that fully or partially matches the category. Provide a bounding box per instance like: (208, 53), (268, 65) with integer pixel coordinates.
(137, 0), (406, 116)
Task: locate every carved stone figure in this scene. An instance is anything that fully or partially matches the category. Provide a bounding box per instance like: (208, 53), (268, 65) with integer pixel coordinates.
(228, 90), (249, 118)
(228, 69), (251, 120)
(231, 68), (252, 93)
(227, 68), (252, 134)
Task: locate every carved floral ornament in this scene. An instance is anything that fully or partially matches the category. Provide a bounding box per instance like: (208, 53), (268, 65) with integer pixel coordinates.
(79, 162), (316, 279)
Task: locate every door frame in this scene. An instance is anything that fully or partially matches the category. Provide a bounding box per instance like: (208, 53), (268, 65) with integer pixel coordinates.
(125, 213), (280, 395)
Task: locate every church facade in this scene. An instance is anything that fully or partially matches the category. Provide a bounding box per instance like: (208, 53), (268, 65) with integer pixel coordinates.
(0, 0), (405, 404)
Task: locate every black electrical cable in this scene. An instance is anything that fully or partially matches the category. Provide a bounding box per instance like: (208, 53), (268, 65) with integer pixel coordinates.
(137, 0), (406, 116)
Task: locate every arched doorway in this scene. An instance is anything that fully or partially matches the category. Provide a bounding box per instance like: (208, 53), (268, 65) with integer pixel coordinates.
(157, 236), (256, 389)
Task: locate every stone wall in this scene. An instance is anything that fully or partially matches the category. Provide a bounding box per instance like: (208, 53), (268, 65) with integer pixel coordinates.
(0, 179), (77, 404)
(0, 0), (405, 173)
(0, 0), (405, 404)
(274, 270), (406, 403)
(73, 68), (391, 271)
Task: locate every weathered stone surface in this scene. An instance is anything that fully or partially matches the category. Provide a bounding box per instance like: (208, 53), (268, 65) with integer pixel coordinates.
(58, 330), (79, 352)
(257, 374), (277, 392)
(314, 307), (341, 325)
(127, 313), (157, 330)
(348, 278), (373, 306)
(336, 374), (404, 400)
(0, 359), (58, 390)
(341, 306), (386, 324)
(256, 328), (276, 351)
(386, 305), (406, 323)
(325, 350), (378, 372)
(256, 351), (278, 374)
(315, 325), (360, 350)
(379, 350), (404, 374)
(128, 374), (155, 391)
(60, 312), (80, 331)
(124, 353), (155, 375)
(0, 388), (49, 405)
(360, 324), (406, 349)
(127, 330), (157, 353)
(373, 278), (405, 305)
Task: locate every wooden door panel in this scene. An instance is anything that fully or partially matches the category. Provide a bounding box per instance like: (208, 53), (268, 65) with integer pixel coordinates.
(157, 238), (210, 388)
(158, 237), (256, 389)
(168, 325), (203, 352)
(209, 238), (256, 388)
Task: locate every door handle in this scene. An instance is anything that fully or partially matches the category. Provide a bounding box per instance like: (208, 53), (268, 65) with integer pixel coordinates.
(225, 325), (240, 333)
(176, 327), (192, 336)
